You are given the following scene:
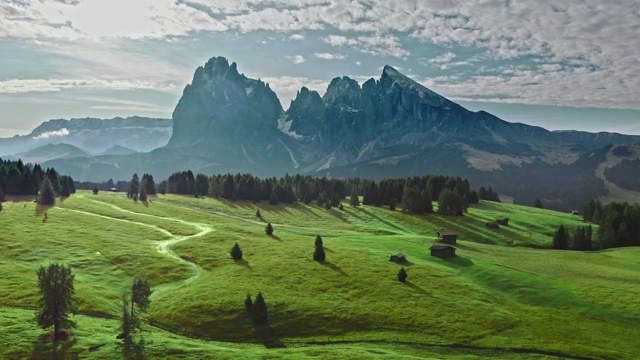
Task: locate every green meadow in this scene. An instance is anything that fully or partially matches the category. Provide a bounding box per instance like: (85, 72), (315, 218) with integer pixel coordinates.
(1, 191), (639, 359)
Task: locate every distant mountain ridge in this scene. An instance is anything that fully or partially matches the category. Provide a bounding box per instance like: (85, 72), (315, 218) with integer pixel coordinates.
(0, 116), (171, 156)
(8, 56), (640, 210)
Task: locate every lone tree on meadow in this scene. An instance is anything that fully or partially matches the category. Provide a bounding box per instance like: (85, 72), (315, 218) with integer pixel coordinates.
(38, 177), (56, 206)
(92, 186), (99, 195)
(313, 243), (326, 262)
(256, 209), (261, 218)
(265, 222), (274, 236)
(315, 235), (323, 247)
(231, 243), (243, 260)
(251, 292), (268, 324)
(121, 278), (152, 338)
(397, 267), (408, 283)
(36, 263), (77, 340)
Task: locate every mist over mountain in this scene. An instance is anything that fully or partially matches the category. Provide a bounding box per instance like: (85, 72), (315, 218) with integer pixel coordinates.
(0, 116), (171, 157)
(6, 56), (640, 210)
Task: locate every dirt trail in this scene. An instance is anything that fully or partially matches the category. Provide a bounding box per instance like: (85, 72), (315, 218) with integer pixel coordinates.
(69, 195), (213, 300)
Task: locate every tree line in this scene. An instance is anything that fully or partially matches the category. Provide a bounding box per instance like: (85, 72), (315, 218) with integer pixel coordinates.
(583, 199), (640, 249)
(0, 158), (76, 206)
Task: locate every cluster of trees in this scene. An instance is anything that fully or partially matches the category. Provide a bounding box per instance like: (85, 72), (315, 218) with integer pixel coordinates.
(126, 173), (156, 201)
(552, 224), (593, 251)
(603, 158), (640, 192)
(0, 159), (75, 202)
(478, 186), (500, 202)
(35, 263), (151, 342)
(162, 172), (491, 216)
(587, 201), (640, 249)
(244, 293), (268, 324)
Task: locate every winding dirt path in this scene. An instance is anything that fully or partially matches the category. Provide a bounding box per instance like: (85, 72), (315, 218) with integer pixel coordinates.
(68, 194), (213, 299)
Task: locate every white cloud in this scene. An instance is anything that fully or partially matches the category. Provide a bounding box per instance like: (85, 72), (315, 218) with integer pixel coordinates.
(426, 52), (457, 64)
(289, 33), (304, 40)
(0, 78), (175, 93)
(287, 55), (305, 64)
(314, 52), (346, 60)
(33, 128), (69, 139)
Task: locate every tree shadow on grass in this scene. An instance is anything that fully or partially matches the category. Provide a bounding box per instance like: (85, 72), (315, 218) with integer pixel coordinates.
(404, 281), (428, 294)
(323, 247), (335, 253)
(141, 200), (149, 207)
(235, 259), (253, 270)
(321, 261), (348, 276)
(391, 259), (415, 267)
(31, 333), (79, 360)
(118, 338), (145, 360)
(269, 235), (284, 242)
(254, 323), (286, 349)
(444, 256), (474, 267)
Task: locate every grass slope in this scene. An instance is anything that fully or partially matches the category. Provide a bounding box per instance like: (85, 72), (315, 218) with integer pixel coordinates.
(1, 191), (638, 359)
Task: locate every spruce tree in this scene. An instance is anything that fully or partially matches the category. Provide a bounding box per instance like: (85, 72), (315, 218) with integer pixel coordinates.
(315, 235), (323, 247)
(127, 173), (140, 199)
(38, 177), (56, 205)
(244, 293), (253, 312)
(349, 187), (360, 207)
(60, 176), (71, 197)
(125, 278), (152, 335)
(553, 225), (569, 250)
(534, 198), (544, 209)
(313, 243), (326, 262)
(269, 190), (278, 205)
(397, 267), (408, 283)
(36, 263), (77, 340)
(251, 292), (268, 324)
(256, 209), (261, 218)
(231, 242), (243, 260)
(93, 186), (99, 195)
(389, 197), (396, 211)
(139, 188), (148, 202)
(265, 223), (274, 236)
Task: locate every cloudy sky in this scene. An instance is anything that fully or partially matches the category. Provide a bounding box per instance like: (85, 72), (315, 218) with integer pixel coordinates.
(1, 0), (639, 137)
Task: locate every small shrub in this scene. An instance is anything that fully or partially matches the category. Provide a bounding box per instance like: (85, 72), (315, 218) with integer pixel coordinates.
(265, 223), (274, 236)
(93, 186), (99, 195)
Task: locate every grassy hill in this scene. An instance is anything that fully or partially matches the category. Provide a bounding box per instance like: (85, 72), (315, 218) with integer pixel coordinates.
(1, 191), (639, 359)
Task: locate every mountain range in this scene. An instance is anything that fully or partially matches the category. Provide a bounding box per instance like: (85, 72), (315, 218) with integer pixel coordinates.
(3, 56), (640, 210)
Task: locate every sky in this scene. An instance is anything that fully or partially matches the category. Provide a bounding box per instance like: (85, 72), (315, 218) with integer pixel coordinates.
(0, 0), (639, 137)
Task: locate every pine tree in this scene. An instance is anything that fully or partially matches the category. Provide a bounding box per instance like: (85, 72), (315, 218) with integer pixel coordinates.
(36, 263), (77, 340)
(553, 225), (569, 250)
(256, 209), (261, 218)
(139, 188), (148, 201)
(251, 292), (268, 324)
(244, 293), (253, 312)
(38, 177), (56, 205)
(125, 278), (152, 335)
(397, 267), (408, 283)
(92, 186), (99, 195)
(231, 242), (243, 260)
(313, 243), (326, 262)
(265, 223), (274, 236)
(349, 187), (360, 207)
(315, 235), (323, 247)
(389, 197), (396, 211)
(269, 190), (278, 205)
(127, 173), (140, 199)
(60, 176), (71, 197)
(533, 198), (544, 209)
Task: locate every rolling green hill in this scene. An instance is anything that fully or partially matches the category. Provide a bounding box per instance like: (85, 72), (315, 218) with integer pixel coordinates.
(1, 191), (639, 359)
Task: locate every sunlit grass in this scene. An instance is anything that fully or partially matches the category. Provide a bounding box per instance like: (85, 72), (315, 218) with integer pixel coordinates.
(1, 190), (638, 359)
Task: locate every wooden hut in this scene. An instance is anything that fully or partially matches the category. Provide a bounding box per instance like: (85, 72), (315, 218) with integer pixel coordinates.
(485, 221), (500, 229)
(437, 231), (458, 244)
(496, 218), (509, 226)
(389, 253), (407, 263)
(429, 245), (456, 259)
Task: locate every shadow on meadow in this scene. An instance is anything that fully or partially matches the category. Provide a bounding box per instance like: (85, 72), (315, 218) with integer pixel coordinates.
(320, 261), (348, 276)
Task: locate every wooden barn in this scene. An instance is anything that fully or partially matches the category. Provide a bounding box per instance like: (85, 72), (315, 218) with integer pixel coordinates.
(485, 221), (500, 229)
(430, 245), (456, 259)
(437, 231), (458, 244)
(389, 253), (407, 263)
(496, 217), (509, 226)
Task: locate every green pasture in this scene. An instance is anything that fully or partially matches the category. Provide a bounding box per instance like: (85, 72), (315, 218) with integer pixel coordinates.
(0, 190), (638, 359)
